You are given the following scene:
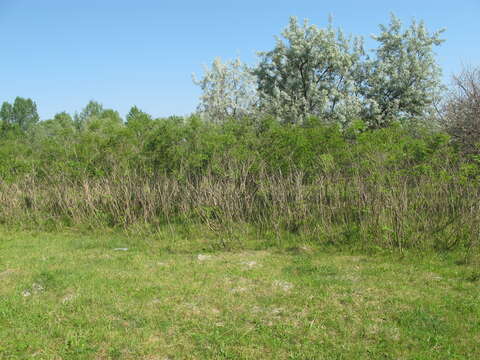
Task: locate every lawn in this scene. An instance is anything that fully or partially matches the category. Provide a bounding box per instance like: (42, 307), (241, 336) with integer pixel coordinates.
(0, 229), (479, 359)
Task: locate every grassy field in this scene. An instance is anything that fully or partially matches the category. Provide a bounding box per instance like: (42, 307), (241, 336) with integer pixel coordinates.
(0, 229), (479, 359)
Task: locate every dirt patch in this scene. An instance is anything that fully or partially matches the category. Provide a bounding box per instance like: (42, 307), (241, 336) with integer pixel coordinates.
(0, 269), (17, 278)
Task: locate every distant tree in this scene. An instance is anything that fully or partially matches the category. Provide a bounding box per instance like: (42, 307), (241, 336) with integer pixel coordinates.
(13, 97), (40, 130)
(0, 102), (13, 125)
(193, 57), (258, 123)
(74, 101), (122, 129)
(126, 106), (153, 135)
(100, 109), (122, 124)
(0, 97), (39, 130)
(126, 105), (152, 125)
(359, 14), (444, 128)
(74, 100), (104, 128)
(254, 17), (364, 125)
(30, 111), (75, 139)
(52, 111), (74, 126)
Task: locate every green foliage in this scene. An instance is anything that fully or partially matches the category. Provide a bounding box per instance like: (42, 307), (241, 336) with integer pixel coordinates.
(0, 99), (474, 184)
(74, 100), (103, 127)
(0, 101), (13, 125)
(256, 119), (346, 175)
(0, 100), (478, 257)
(0, 97), (40, 131)
(126, 105), (152, 129)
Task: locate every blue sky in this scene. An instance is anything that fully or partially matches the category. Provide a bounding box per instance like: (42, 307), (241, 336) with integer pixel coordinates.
(0, 0), (478, 120)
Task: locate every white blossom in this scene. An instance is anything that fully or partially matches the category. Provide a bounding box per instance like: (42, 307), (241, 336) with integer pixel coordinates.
(193, 57), (258, 123)
(254, 17), (364, 126)
(359, 14), (445, 128)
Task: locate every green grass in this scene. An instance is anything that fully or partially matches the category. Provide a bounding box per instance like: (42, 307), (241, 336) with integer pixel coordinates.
(0, 229), (479, 359)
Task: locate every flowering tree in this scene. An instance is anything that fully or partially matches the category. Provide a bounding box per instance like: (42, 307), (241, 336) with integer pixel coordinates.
(254, 17), (364, 125)
(194, 15), (445, 129)
(193, 57), (258, 123)
(359, 14), (445, 128)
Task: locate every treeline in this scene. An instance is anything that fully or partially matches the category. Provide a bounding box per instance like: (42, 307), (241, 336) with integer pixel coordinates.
(0, 15), (479, 254)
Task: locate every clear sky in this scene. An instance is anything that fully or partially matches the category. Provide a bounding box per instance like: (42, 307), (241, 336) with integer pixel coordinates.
(0, 0), (478, 120)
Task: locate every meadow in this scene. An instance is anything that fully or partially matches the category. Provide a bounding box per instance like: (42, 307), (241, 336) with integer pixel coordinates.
(1, 229), (479, 359)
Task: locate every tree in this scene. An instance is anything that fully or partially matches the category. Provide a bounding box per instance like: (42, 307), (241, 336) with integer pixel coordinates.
(0, 102), (13, 125)
(254, 17), (363, 125)
(193, 57), (258, 123)
(126, 105), (152, 125)
(74, 100), (122, 129)
(41, 111), (74, 132)
(441, 66), (480, 155)
(30, 112), (75, 141)
(0, 97), (39, 130)
(100, 109), (122, 124)
(13, 97), (40, 130)
(359, 14), (444, 128)
(74, 100), (104, 128)
(52, 111), (74, 126)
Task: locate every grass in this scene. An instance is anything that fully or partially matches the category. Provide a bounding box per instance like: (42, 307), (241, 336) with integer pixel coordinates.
(0, 229), (479, 359)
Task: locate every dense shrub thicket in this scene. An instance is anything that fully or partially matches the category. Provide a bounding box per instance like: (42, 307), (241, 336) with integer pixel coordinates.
(0, 110), (479, 254)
